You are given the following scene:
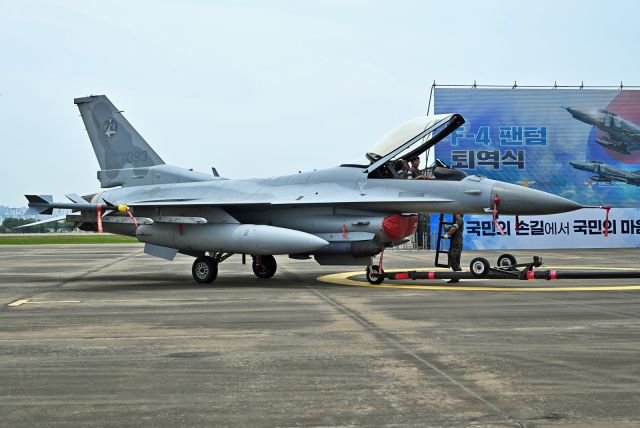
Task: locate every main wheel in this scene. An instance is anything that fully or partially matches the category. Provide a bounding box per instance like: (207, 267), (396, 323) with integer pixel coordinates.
(366, 265), (385, 285)
(469, 257), (490, 277)
(192, 256), (218, 283)
(497, 253), (517, 269)
(252, 255), (277, 279)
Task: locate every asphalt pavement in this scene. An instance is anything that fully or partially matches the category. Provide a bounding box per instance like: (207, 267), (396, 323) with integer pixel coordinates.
(1, 245), (639, 427)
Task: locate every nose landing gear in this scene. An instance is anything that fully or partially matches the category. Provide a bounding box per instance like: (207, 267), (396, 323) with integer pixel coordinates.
(366, 265), (385, 285)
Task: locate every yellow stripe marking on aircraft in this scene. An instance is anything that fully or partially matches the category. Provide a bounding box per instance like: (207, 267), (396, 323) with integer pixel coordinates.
(317, 266), (640, 292)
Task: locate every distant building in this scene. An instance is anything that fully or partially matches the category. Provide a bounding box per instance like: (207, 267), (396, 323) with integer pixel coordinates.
(0, 205), (68, 223)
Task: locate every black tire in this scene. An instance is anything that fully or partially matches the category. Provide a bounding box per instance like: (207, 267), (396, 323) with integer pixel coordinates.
(366, 265), (385, 285)
(192, 256), (218, 283)
(469, 257), (490, 277)
(497, 253), (517, 269)
(252, 255), (277, 279)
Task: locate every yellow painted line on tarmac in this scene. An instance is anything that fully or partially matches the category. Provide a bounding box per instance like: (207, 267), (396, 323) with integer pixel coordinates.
(317, 266), (640, 292)
(27, 300), (82, 304)
(14, 298), (211, 306)
(7, 299), (29, 307)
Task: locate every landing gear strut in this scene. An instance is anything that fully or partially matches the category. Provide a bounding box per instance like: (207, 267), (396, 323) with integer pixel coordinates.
(252, 255), (277, 279)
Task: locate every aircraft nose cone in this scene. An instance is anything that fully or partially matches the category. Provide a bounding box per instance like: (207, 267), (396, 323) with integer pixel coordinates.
(492, 182), (583, 215)
(563, 106), (582, 118)
(569, 161), (590, 172)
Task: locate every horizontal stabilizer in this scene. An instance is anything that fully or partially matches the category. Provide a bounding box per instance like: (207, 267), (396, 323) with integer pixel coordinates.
(65, 193), (86, 204)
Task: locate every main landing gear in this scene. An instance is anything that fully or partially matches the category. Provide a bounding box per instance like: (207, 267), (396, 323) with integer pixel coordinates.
(192, 256), (219, 283)
(190, 253), (278, 283)
(252, 255), (277, 279)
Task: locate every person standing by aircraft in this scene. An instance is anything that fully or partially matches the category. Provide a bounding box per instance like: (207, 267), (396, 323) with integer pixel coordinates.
(443, 214), (464, 283)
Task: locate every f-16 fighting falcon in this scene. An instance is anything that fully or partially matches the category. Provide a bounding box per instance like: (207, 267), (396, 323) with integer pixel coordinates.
(23, 95), (584, 283)
(564, 106), (640, 155)
(570, 160), (640, 186)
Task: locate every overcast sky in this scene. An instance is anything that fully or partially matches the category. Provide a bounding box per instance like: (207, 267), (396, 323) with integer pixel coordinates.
(1, 0), (638, 206)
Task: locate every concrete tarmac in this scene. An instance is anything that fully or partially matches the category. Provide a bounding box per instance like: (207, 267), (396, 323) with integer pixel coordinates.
(1, 245), (639, 427)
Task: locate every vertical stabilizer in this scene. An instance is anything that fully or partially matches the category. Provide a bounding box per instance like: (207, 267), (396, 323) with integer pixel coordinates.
(74, 95), (164, 170)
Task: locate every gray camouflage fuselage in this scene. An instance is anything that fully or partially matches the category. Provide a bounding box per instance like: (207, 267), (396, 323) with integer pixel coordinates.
(90, 165), (581, 235)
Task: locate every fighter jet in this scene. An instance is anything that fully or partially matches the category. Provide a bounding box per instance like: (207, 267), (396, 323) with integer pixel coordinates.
(570, 160), (640, 186)
(23, 95), (584, 283)
(564, 107), (640, 155)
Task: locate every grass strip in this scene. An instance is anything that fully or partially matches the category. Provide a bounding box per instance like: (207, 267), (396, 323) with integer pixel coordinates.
(0, 234), (139, 245)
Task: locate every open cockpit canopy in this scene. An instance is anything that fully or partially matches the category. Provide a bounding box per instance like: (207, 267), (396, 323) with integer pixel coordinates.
(358, 113), (465, 179)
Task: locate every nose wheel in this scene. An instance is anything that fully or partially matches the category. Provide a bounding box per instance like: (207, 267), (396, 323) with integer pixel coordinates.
(366, 265), (385, 284)
(192, 256), (218, 283)
(252, 255), (277, 279)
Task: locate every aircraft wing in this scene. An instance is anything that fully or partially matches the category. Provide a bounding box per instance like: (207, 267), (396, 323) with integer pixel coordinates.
(12, 215), (69, 229)
(124, 196), (454, 214)
(126, 199), (273, 207)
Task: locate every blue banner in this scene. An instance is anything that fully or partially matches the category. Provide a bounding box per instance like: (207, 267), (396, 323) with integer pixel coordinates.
(432, 88), (640, 249)
(433, 88), (640, 207)
(430, 209), (640, 250)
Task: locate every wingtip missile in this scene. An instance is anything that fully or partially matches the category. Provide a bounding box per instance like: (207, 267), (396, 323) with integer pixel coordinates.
(24, 194), (115, 214)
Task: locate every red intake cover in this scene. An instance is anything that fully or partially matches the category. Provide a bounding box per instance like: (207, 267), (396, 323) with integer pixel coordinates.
(382, 214), (418, 240)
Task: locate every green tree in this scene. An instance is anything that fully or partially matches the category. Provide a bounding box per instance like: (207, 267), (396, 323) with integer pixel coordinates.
(2, 218), (47, 233)
(59, 221), (76, 232)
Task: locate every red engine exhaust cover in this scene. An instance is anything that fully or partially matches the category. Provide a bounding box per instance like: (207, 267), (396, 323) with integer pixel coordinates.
(382, 214), (418, 240)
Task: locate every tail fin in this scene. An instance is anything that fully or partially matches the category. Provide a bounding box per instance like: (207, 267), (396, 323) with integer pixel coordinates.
(74, 95), (164, 170)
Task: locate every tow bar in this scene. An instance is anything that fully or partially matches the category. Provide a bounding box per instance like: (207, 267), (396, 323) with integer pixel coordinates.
(369, 254), (640, 284)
